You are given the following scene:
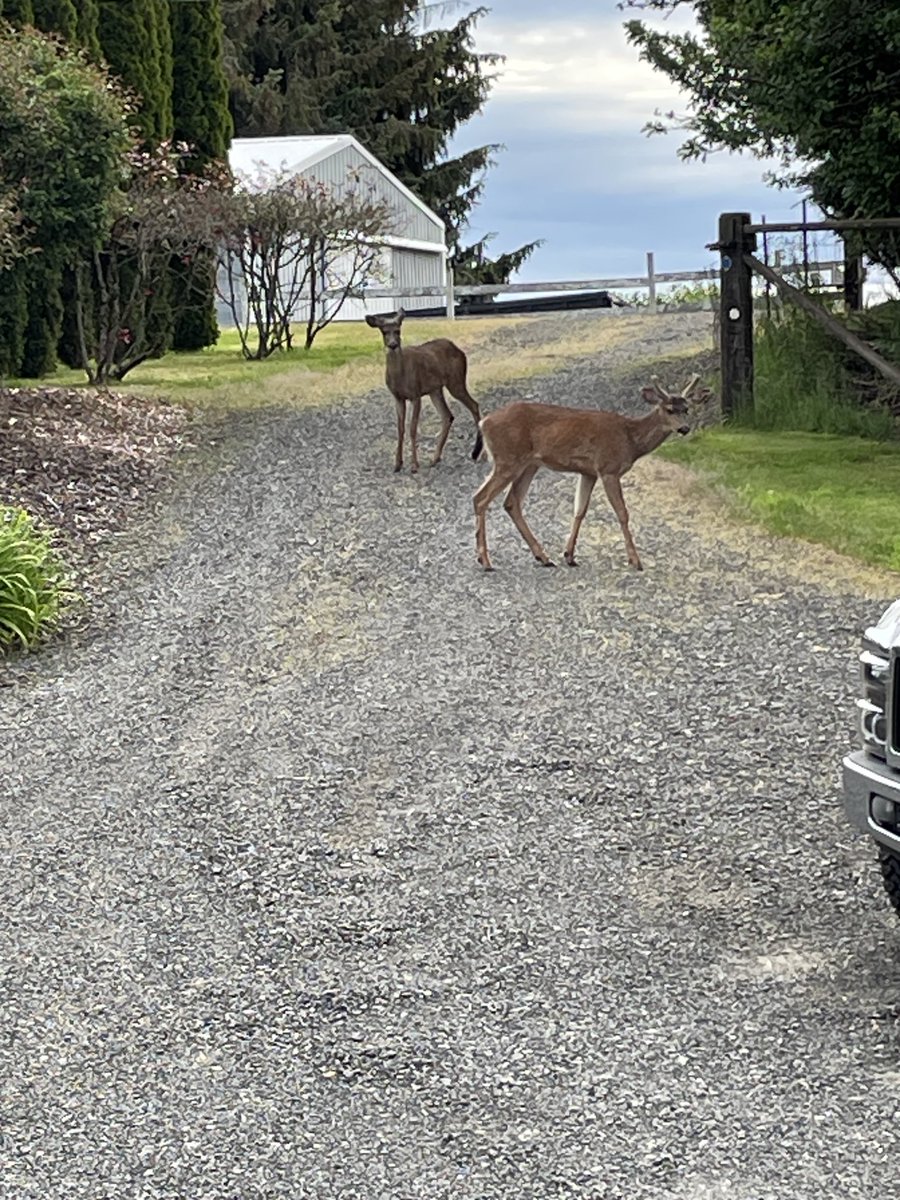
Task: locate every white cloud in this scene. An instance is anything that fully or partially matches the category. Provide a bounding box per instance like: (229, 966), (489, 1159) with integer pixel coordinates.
(447, 3), (808, 281)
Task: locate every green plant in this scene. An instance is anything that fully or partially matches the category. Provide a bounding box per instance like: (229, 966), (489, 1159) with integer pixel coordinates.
(741, 307), (896, 438)
(661, 280), (719, 307)
(0, 506), (72, 651)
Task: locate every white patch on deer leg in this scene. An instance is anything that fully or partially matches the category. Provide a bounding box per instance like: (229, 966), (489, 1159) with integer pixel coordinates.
(574, 473), (593, 518)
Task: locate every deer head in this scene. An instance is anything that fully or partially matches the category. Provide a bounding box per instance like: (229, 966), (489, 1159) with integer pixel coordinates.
(640, 373), (709, 436)
(365, 308), (406, 350)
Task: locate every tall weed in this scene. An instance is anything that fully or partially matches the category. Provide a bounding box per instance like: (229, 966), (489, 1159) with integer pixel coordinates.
(744, 307), (895, 438)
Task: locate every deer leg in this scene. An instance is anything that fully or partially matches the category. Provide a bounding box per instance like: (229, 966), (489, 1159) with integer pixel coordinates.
(474, 466), (518, 571)
(429, 389), (454, 466)
(601, 473), (642, 570)
(449, 382), (481, 425)
(393, 398), (406, 473)
(503, 466), (554, 566)
(448, 381), (483, 459)
(564, 473), (597, 567)
(409, 396), (421, 474)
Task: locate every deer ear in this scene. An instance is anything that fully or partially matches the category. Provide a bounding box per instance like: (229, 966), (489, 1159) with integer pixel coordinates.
(396, 307), (406, 320)
(365, 314), (379, 328)
(640, 386), (659, 405)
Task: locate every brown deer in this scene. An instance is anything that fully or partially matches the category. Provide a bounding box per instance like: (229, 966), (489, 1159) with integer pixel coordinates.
(472, 375), (708, 572)
(366, 309), (481, 474)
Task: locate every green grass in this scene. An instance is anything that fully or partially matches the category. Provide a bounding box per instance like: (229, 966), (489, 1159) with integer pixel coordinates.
(5, 325), (390, 395)
(743, 307), (896, 438)
(661, 428), (900, 571)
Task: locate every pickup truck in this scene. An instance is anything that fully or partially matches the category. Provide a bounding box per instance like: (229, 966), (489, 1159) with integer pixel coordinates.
(843, 598), (900, 919)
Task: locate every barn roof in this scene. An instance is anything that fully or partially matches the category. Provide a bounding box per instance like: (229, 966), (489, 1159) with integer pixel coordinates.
(228, 135), (444, 236)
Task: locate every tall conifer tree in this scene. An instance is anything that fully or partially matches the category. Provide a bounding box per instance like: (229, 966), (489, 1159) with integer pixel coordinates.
(0, 3), (35, 375)
(170, 0), (233, 349)
(98, 0), (173, 143)
(11, 0), (79, 375)
(223, 1), (539, 280)
(94, 0), (175, 356)
(31, 0), (77, 41)
(1, 1), (35, 24)
(74, 0), (101, 59)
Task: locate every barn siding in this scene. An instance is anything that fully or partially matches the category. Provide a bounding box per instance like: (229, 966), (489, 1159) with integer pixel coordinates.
(301, 145), (443, 246)
(216, 137), (447, 331)
(215, 243), (445, 329)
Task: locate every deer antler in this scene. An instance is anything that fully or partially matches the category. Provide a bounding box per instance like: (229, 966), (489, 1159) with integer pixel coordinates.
(647, 374), (672, 401)
(680, 373), (701, 398)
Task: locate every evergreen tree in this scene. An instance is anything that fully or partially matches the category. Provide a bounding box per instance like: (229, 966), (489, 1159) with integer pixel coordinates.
(224, 1), (539, 281)
(1, 0), (35, 25)
(19, 256), (64, 376)
(11, 0), (80, 376)
(31, 0), (77, 41)
(0, 24), (130, 379)
(0, 0), (37, 376)
(74, 0), (101, 58)
(98, 0), (173, 142)
(0, 261), (27, 379)
(95, 0), (174, 359)
(170, 0), (233, 349)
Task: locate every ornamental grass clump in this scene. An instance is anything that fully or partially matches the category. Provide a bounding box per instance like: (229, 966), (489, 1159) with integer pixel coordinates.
(0, 505), (72, 652)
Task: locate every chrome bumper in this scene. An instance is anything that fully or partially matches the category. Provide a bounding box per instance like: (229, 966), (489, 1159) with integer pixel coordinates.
(842, 750), (900, 854)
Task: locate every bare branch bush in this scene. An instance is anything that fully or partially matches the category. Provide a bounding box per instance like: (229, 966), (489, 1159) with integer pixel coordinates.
(72, 143), (226, 385)
(209, 167), (395, 359)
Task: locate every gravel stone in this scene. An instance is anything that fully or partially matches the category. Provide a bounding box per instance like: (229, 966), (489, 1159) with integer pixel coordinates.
(2, 311), (898, 1199)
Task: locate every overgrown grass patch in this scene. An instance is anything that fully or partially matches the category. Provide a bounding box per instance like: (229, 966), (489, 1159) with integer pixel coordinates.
(661, 428), (900, 571)
(0, 506), (73, 652)
(744, 307), (896, 438)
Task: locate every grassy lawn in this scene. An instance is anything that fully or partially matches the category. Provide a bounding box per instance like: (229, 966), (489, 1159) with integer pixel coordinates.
(5, 324), (389, 395)
(661, 428), (900, 572)
(6, 313), (670, 411)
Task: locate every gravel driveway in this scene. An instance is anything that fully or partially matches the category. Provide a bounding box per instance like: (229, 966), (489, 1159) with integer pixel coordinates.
(2, 312), (899, 1199)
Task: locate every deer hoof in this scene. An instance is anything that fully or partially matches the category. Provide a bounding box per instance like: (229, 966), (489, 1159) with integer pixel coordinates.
(394, 463), (403, 473)
(565, 555), (578, 568)
(536, 558), (556, 568)
(477, 555), (494, 572)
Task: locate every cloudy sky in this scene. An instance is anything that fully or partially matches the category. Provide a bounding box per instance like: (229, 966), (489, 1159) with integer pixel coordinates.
(448, 0), (809, 283)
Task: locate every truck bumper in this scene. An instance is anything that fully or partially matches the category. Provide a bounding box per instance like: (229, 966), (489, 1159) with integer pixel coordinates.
(842, 750), (900, 855)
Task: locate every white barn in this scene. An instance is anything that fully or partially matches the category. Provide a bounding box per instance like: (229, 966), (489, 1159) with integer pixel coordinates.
(218, 134), (447, 328)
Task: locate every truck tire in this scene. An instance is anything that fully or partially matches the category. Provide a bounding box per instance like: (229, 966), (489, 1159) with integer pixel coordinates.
(878, 847), (900, 919)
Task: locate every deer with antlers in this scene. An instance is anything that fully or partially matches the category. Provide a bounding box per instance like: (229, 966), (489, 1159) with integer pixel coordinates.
(366, 309), (481, 474)
(471, 374), (708, 572)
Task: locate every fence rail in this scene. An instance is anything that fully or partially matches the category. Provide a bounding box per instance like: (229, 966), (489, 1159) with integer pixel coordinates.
(744, 218), (900, 234)
(358, 269), (718, 300)
(332, 253), (845, 316)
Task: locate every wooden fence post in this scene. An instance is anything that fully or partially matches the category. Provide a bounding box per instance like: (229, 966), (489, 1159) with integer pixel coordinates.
(646, 252), (657, 313)
(718, 212), (755, 416)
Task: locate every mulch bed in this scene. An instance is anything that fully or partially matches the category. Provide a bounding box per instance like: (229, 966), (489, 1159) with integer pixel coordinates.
(0, 386), (192, 565)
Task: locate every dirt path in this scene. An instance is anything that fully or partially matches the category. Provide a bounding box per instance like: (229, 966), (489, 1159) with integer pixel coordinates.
(2, 311), (899, 1199)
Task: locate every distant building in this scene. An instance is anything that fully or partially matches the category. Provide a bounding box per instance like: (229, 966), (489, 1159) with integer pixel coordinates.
(219, 134), (447, 327)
